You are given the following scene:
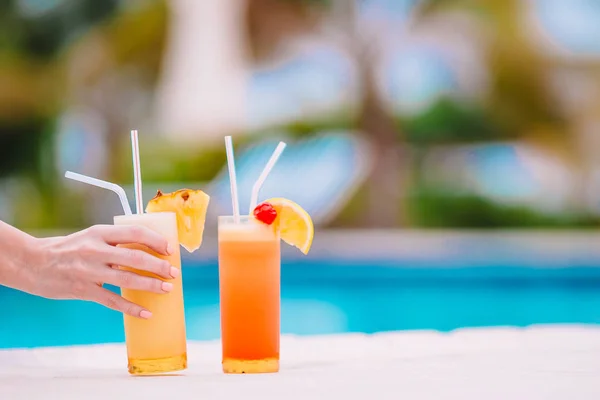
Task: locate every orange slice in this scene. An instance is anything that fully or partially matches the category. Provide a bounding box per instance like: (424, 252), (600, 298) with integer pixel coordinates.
(146, 189), (210, 253)
(262, 198), (314, 255)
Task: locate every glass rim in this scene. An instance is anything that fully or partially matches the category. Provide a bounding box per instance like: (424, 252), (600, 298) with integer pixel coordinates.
(114, 211), (176, 220)
(218, 215), (253, 222)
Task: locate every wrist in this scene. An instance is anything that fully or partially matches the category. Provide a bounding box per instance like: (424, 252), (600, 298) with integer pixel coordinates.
(18, 234), (43, 276)
(0, 231), (41, 291)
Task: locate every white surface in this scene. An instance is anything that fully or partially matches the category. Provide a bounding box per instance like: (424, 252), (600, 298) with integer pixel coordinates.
(1, 326), (600, 399)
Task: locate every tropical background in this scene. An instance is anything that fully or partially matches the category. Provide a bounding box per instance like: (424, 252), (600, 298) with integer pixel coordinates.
(2, 0), (599, 232)
(3, 0), (600, 349)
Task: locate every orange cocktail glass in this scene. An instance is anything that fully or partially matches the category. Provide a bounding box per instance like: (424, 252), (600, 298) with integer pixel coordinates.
(218, 215), (281, 373)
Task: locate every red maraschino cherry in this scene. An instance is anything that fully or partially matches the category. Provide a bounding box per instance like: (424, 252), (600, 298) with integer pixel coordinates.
(253, 202), (277, 225)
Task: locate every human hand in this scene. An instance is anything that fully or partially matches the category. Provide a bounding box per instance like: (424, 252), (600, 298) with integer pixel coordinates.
(22, 225), (179, 319)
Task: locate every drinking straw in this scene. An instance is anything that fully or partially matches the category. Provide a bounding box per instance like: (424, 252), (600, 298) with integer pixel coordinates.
(65, 171), (133, 215)
(224, 136), (241, 223)
(130, 130), (143, 214)
(249, 141), (286, 213)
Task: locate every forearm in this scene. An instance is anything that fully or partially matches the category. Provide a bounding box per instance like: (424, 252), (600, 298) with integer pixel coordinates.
(0, 221), (37, 290)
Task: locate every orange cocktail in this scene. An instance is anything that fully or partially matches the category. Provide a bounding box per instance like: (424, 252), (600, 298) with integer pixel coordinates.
(218, 215), (281, 373)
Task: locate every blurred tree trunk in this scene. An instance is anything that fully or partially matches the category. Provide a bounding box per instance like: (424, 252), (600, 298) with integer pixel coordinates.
(418, 0), (583, 207)
(568, 67), (600, 213)
(353, 40), (405, 227)
(333, 0), (406, 227)
(480, 0), (596, 214)
(418, 0), (562, 127)
(245, 0), (320, 60)
(243, 0), (409, 227)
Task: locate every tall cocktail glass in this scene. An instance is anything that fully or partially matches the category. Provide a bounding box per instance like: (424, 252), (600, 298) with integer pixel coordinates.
(218, 215), (281, 373)
(114, 212), (187, 375)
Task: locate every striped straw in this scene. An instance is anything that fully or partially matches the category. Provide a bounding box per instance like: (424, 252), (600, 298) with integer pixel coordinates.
(130, 130), (143, 214)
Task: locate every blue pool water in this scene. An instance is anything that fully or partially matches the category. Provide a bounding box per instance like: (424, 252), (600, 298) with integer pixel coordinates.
(2, 260), (600, 349)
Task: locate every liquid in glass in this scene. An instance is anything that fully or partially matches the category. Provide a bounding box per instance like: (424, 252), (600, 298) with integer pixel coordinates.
(218, 216), (280, 373)
(114, 212), (187, 375)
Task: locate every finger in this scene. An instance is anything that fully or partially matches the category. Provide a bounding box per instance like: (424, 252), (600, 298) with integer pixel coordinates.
(89, 287), (153, 319)
(93, 225), (173, 256)
(106, 247), (178, 279)
(101, 268), (173, 294)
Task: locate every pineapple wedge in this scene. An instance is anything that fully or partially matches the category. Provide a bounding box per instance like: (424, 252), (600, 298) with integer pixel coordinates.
(146, 189), (210, 253)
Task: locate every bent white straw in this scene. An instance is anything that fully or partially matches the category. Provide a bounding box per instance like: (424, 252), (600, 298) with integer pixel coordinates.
(249, 141), (287, 213)
(65, 171), (133, 215)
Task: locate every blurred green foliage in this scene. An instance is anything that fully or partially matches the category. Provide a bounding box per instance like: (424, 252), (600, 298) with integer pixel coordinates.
(0, 0), (119, 59)
(408, 188), (600, 229)
(120, 139), (228, 184)
(399, 98), (507, 145)
(0, 0), (596, 230)
(0, 117), (48, 178)
(0, 0), (123, 228)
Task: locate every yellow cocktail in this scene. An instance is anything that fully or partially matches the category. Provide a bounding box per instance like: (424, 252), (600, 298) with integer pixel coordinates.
(114, 212), (187, 375)
(66, 133), (209, 375)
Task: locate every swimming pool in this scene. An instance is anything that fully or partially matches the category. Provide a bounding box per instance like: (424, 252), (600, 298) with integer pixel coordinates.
(2, 259), (600, 349)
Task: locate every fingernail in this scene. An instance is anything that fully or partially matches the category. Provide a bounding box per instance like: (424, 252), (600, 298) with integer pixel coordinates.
(140, 310), (152, 319)
(170, 266), (180, 279)
(161, 282), (173, 292)
(167, 243), (174, 255)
